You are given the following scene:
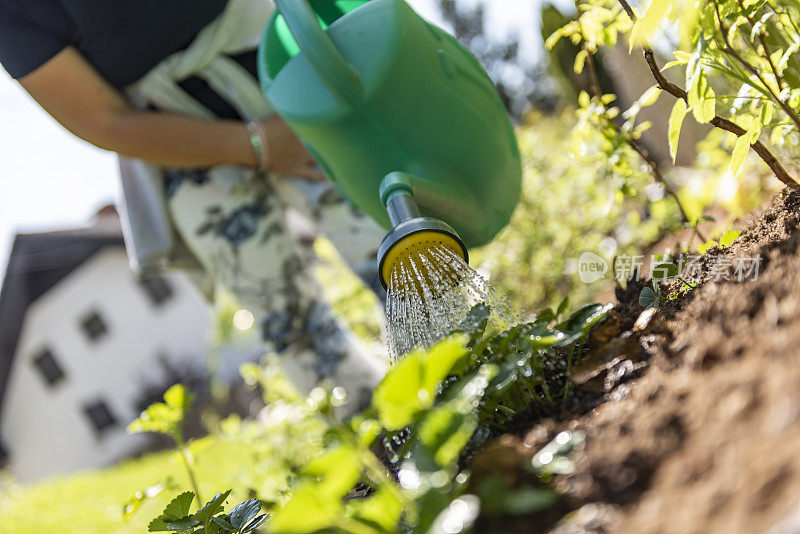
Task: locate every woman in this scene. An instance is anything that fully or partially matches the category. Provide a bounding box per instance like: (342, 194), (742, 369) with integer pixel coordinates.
(0, 0), (388, 404)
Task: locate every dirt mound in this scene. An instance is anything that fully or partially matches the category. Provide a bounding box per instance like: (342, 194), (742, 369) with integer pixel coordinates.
(478, 189), (800, 533)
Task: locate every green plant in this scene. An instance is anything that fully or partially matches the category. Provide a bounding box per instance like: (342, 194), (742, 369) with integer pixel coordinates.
(147, 491), (267, 534)
(554, 0), (708, 242)
(550, 0), (800, 189)
(639, 259), (698, 309)
(470, 112), (688, 314)
(698, 228), (742, 253)
(179, 303), (612, 534)
(128, 385), (203, 504)
(129, 387), (270, 534)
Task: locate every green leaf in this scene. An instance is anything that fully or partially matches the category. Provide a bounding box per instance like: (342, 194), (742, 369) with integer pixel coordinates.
(128, 384), (193, 437)
(555, 304), (612, 337)
(729, 134), (751, 178)
(193, 490), (231, 524)
(662, 53), (689, 70)
(164, 384), (193, 412)
(698, 240), (718, 254)
(148, 515), (201, 533)
(630, 0), (671, 47)
(759, 102), (774, 127)
(211, 515), (236, 532)
(243, 514), (269, 533)
(553, 303), (612, 347)
(348, 486), (403, 532)
(418, 402), (478, 467)
(688, 69), (715, 123)
(165, 518), (201, 532)
(668, 98), (688, 162)
(162, 492), (195, 521)
(302, 445), (362, 498)
(638, 85), (662, 107)
(777, 42), (800, 72)
(373, 336), (468, 430)
(533, 307), (557, 326)
(268, 486), (340, 534)
(639, 287), (659, 309)
(651, 262), (679, 280)
(556, 297), (570, 317)
(196, 522), (221, 534)
(147, 517), (171, 532)
(477, 476), (557, 516)
(719, 229), (741, 247)
(228, 499), (262, 532)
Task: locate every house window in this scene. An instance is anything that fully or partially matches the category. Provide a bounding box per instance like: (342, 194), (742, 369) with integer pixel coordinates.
(0, 439), (8, 468)
(83, 400), (117, 433)
(80, 311), (108, 342)
(139, 276), (173, 306)
(32, 349), (65, 387)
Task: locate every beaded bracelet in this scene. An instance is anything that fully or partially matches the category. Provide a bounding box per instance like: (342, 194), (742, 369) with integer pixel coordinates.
(246, 121), (270, 171)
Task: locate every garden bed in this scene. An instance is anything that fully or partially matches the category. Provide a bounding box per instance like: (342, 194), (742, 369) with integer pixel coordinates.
(475, 187), (800, 533)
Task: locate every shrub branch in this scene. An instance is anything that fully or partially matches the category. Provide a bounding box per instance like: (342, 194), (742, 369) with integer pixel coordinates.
(576, 12), (708, 240)
(616, 0), (799, 188)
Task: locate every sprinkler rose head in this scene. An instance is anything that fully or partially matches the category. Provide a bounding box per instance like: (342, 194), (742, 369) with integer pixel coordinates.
(377, 217), (469, 289)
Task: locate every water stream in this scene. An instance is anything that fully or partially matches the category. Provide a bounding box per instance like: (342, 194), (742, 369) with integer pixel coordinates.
(385, 244), (520, 359)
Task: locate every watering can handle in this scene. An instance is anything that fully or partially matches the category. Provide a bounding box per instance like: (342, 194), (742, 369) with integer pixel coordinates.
(274, 0), (362, 104)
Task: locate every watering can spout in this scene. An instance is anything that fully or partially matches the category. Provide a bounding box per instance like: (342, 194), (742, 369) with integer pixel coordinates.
(377, 186), (468, 289)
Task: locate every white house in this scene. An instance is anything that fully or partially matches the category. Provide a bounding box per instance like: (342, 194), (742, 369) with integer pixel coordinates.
(0, 209), (239, 482)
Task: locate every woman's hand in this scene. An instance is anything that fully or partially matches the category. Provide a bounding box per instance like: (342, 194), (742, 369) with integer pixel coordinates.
(260, 115), (325, 181)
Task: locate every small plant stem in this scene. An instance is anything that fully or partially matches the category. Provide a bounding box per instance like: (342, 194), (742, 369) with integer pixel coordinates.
(713, 1), (800, 132)
(627, 138), (709, 242)
(616, 0), (800, 188)
(174, 432), (203, 506)
(577, 28), (708, 240)
(540, 380), (553, 403)
(566, 343), (575, 374)
(736, 0), (785, 91)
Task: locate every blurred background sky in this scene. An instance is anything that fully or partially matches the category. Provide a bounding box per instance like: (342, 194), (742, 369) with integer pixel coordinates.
(0, 0), (565, 278)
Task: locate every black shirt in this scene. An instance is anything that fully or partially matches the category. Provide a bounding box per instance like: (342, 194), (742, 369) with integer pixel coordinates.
(0, 0), (257, 119)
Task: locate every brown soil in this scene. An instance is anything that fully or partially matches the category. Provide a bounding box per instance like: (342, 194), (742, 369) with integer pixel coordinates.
(475, 188), (800, 533)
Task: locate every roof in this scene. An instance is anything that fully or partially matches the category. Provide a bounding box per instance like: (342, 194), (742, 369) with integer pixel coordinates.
(0, 223), (124, 427)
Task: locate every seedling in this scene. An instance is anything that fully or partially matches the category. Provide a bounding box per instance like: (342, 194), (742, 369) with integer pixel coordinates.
(639, 261), (697, 309)
(128, 384), (202, 504)
(148, 491), (267, 534)
(698, 229), (741, 254)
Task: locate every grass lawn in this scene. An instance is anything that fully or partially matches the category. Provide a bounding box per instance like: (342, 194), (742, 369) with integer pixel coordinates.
(0, 437), (254, 534)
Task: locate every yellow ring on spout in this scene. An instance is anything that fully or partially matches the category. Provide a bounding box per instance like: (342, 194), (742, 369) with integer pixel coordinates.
(380, 231), (468, 288)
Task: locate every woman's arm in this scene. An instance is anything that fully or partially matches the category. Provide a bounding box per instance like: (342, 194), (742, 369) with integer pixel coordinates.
(20, 47), (256, 168)
(20, 46), (323, 179)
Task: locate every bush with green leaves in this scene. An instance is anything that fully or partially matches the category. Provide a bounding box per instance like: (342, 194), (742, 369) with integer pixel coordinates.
(548, 0), (800, 189)
(469, 111), (685, 313)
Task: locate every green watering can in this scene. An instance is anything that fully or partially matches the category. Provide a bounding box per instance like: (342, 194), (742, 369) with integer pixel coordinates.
(258, 0), (522, 287)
